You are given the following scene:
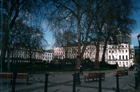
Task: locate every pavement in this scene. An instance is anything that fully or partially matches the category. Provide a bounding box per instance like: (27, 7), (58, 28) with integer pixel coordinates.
(0, 68), (140, 92)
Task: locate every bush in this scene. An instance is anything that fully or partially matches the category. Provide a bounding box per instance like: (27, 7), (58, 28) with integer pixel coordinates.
(99, 62), (117, 69)
(99, 62), (110, 68)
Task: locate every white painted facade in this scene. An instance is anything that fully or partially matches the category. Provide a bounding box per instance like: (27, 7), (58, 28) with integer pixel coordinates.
(54, 42), (134, 67)
(107, 43), (133, 67)
(42, 50), (54, 63)
(4, 47), (43, 63)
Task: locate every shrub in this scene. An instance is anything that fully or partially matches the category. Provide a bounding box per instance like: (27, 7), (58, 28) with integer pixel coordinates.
(99, 62), (117, 69)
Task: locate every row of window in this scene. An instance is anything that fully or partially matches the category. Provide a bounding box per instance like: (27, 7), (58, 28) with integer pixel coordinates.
(56, 46), (96, 51)
(57, 55), (77, 59)
(43, 53), (53, 56)
(118, 62), (128, 65)
(109, 45), (128, 49)
(56, 54), (94, 59)
(9, 54), (35, 58)
(43, 56), (53, 60)
(56, 49), (128, 55)
(109, 50), (128, 53)
(55, 51), (94, 55)
(55, 52), (78, 55)
(108, 61), (129, 66)
(56, 48), (77, 51)
(109, 55), (128, 60)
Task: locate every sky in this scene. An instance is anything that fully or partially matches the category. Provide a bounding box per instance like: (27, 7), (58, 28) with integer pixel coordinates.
(44, 1), (140, 50)
(131, 0), (140, 46)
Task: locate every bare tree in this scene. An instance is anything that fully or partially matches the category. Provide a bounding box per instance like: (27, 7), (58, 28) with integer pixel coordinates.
(39, 0), (136, 69)
(88, 0), (136, 69)
(11, 19), (47, 63)
(0, 0), (44, 71)
(54, 29), (77, 59)
(101, 0), (136, 64)
(46, 0), (107, 69)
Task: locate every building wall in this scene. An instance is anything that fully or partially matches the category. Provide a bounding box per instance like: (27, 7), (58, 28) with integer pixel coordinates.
(4, 47), (43, 63)
(107, 43), (133, 67)
(54, 42), (134, 67)
(42, 50), (54, 63)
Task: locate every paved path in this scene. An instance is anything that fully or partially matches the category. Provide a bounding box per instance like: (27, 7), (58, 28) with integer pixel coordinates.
(0, 69), (140, 92)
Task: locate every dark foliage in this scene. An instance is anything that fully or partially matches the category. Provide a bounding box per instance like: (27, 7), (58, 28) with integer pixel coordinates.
(99, 62), (118, 69)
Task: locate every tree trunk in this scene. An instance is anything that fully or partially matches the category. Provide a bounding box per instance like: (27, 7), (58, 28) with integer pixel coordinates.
(1, 46), (7, 71)
(102, 37), (109, 63)
(1, 29), (9, 71)
(94, 34), (101, 69)
(76, 14), (81, 70)
(95, 45), (99, 69)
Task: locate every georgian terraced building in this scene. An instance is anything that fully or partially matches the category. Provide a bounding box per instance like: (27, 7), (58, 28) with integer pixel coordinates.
(54, 44), (108, 62)
(3, 46), (43, 63)
(54, 42), (134, 67)
(42, 50), (54, 63)
(107, 43), (134, 67)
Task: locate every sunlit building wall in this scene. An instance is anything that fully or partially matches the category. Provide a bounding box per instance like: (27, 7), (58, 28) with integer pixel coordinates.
(54, 42), (134, 67)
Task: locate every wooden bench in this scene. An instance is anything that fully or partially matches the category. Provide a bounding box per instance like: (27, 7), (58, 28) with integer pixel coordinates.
(0, 73), (28, 85)
(0, 73), (12, 84)
(11, 73), (28, 85)
(84, 72), (105, 82)
(114, 70), (125, 76)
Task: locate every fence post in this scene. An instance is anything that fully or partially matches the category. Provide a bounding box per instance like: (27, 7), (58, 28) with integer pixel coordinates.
(99, 74), (102, 92)
(135, 73), (138, 89)
(73, 73), (76, 92)
(116, 74), (119, 92)
(137, 72), (140, 85)
(44, 73), (49, 92)
(12, 72), (17, 92)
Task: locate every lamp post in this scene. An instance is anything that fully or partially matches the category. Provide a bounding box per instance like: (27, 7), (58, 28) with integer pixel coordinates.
(137, 34), (140, 70)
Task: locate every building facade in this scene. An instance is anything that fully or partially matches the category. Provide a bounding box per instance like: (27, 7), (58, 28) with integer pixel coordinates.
(107, 43), (134, 67)
(42, 50), (54, 63)
(54, 42), (134, 67)
(54, 45), (107, 61)
(3, 46), (43, 63)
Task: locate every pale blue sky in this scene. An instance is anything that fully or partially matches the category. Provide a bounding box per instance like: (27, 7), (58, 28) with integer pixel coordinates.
(131, 0), (140, 46)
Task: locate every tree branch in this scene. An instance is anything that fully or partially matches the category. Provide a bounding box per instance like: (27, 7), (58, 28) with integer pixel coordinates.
(53, 0), (78, 19)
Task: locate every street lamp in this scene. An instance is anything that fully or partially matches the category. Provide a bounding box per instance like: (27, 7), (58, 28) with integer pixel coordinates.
(137, 34), (140, 70)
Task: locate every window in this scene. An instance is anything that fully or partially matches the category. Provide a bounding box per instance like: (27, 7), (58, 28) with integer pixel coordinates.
(122, 50), (124, 53)
(112, 56), (114, 60)
(119, 62), (121, 65)
(109, 51), (111, 53)
(126, 62), (128, 65)
(118, 46), (120, 48)
(126, 50), (127, 53)
(126, 55), (128, 60)
(119, 50), (121, 53)
(112, 51), (114, 53)
(109, 56), (111, 60)
(122, 55), (124, 60)
(119, 55), (121, 60)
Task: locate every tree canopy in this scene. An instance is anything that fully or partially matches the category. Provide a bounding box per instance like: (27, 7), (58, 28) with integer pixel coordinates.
(0, 0), (48, 71)
(45, 0), (136, 69)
